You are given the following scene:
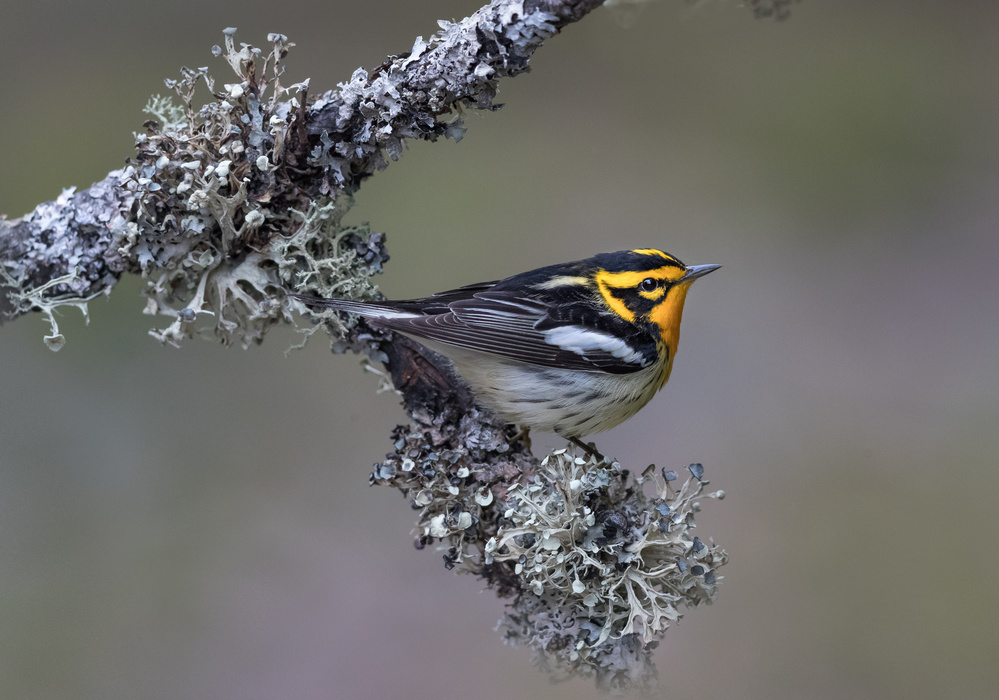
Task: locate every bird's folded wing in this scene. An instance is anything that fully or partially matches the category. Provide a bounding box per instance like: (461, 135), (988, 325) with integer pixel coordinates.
(381, 291), (654, 374)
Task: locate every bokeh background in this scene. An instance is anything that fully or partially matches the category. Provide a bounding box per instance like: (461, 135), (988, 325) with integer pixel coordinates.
(2, 1), (998, 698)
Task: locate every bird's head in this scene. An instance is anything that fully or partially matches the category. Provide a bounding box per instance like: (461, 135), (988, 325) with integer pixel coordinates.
(592, 248), (720, 362)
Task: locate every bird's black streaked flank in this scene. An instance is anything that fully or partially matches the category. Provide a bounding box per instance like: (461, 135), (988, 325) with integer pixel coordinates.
(291, 249), (719, 453)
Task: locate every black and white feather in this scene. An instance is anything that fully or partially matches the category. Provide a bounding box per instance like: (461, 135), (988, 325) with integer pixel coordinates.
(291, 283), (658, 375)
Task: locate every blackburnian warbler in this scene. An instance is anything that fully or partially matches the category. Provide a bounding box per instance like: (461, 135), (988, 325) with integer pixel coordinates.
(292, 249), (718, 446)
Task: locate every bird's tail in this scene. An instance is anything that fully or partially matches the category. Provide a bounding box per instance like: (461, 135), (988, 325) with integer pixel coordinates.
(287, 294), (417, 321)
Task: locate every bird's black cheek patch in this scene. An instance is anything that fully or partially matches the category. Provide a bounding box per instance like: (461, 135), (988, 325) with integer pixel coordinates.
(612, 287), (656, 317)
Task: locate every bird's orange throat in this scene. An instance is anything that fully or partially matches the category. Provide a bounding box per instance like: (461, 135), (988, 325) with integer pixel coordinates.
(649, 281), (693, 390)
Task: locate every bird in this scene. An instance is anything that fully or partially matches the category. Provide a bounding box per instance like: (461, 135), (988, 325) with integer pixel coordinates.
(290, 248), (719, 456)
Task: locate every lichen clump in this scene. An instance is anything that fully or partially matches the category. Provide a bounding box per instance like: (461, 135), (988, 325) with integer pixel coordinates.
(126, 30), (386, 348)
(372, 414), (726, 692)
(495, 453), (726, 691)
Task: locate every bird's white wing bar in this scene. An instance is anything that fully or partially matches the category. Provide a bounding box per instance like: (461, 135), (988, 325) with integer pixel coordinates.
(543, 325), (648, 366)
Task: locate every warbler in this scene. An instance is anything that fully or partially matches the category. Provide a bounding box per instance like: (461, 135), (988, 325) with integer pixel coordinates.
(291, 249), (718, 447)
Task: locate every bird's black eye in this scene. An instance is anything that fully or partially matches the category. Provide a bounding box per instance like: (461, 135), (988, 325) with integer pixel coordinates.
(640, 278), (658, 292)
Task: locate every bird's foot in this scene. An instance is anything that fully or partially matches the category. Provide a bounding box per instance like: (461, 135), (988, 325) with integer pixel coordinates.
(509, 425), (532, 452)
(567, 435), (606, 463)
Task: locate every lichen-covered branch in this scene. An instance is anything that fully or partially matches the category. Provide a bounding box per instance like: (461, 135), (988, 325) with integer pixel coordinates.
(0, 176), (133, 348)
(0, 0), (604, 337)
(0, 0), (748, 691)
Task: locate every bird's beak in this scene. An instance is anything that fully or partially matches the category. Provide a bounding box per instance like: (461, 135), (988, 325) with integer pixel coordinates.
(682, 263), (722, 283)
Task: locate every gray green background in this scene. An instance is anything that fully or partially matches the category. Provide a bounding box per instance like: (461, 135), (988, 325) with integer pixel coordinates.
(2, 1), (997, 698)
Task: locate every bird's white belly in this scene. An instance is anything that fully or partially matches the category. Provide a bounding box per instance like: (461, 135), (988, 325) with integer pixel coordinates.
(437, 345), (665, 437)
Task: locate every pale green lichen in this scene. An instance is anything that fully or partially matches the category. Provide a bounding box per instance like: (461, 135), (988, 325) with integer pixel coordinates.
(143, 94), (187, 133)
(127, 31), (387, 348)
(494, 453), (726, 691)
(370, 409), (518, 570)
(371, 421), (726, 692)
(1, 264), (107, 351)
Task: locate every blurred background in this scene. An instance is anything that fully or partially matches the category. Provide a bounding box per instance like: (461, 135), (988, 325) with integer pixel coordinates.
(2, 1), (998, 698)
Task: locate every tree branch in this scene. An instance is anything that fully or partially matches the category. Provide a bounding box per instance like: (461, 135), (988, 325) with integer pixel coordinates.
(0, 0), (603, 329)
(0, 0), (731, 691)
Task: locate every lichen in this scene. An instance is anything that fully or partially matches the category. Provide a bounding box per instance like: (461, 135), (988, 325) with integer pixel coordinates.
(370, 403), (527, 568)
(0, 264), (107, 351)
(126, 31), (388, 348)
(494, 454), (726, 691)
(3, 3), (588, 347)
(371, 417), (727, 692)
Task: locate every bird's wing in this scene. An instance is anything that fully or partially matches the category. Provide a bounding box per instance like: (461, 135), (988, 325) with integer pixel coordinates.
(377, 290), (657, 374)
